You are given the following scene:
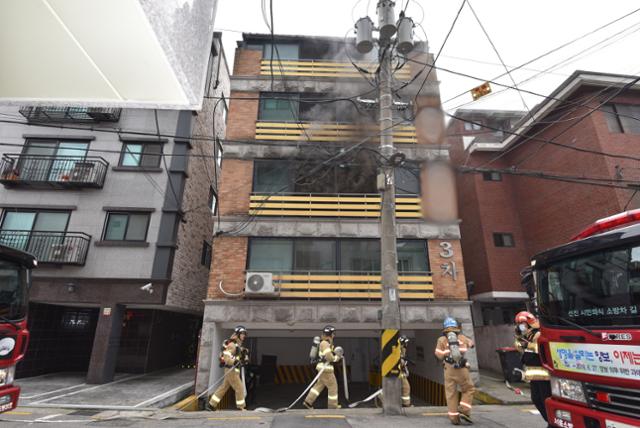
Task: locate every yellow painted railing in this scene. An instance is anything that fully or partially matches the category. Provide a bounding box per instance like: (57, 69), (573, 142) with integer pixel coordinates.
(271, 272), (433, 300)
(255, 121), (417, 144)
(249, 193), (422, 218)
(260, 59), (411, 79)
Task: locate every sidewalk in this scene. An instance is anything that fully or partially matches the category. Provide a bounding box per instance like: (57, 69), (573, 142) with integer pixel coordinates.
(475, 370), (532, 405)
(16, 368), (194, 410)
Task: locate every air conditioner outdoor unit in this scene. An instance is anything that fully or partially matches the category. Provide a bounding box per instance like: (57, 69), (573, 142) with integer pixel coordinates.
(245, 272), (278, 297)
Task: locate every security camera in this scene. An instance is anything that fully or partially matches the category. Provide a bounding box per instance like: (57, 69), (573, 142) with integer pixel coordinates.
(140, 283), (154, 294)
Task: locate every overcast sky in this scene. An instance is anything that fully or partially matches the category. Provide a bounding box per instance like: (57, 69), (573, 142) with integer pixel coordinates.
(215, 0), (640, 113)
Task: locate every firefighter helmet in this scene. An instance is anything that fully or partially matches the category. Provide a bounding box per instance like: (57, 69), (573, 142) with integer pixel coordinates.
(443, 317), (458, 329)
(515, 311), (538, 327)
(399, 335), (409, 346)
(234, 325), (248, 336)
(323, 325), (336, 336)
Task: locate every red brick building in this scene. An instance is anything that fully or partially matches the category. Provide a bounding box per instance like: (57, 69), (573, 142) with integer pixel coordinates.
(195, 33), (478, 405)
(448, 71), (640, 371)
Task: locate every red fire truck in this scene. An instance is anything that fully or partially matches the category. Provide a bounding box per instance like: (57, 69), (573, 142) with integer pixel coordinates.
(531, 210), (640, 428)
(0, 244), (36, 413)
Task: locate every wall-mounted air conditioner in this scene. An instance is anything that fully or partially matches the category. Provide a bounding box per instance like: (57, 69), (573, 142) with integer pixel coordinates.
(245, 272), (278, 297)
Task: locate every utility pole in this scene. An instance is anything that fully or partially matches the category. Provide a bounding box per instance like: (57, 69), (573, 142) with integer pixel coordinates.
(355, 0), (415, 415)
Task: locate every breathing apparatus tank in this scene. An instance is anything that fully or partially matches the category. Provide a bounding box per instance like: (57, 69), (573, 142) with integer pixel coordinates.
(309, 336), (321, 364)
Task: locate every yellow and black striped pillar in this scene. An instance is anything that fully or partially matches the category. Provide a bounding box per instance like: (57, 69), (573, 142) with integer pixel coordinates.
(381, 329), (401, 377)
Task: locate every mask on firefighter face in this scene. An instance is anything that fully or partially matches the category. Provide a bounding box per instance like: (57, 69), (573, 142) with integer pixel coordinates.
(518, 323), (528, 333)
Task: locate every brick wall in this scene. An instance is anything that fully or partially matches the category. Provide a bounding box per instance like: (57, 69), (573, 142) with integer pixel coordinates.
(207, 236), (248, 299)
(226, 91), (259, 141)
(233, 47), (262, 76)
(219, 159), (253, 216)
(428, 239), (468, 300)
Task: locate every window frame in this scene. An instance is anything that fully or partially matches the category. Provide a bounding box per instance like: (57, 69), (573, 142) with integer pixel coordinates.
(493, 232), (515, 248)
(208, 186), (218, 215)
(0, 209), (71, 233)
(102, 212), (151, 242)
(118, 142), (163, 168)
(258, 92), (300, 122)
(201, 241), (212, 268)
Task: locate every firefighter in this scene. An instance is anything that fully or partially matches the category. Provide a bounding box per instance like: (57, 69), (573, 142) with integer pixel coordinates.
(435, 317), (475, 425)
(514, 311), (551, 425)
(304, 325), (341, 409)
(209, 326), (249, 411)
(399, 335), (412, 407)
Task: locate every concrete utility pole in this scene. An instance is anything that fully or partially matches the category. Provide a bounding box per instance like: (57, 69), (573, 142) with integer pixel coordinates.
(355, 0), (416, 415)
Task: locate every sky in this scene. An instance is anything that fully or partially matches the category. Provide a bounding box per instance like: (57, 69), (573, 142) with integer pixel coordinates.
(214, 0), (640, 113)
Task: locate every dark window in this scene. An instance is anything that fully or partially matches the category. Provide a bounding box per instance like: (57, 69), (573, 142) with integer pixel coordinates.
(0, 259), (28, 321)
(208, 187), (218, 214)
(201, 241), (212, 268)
(119, 143), (162, 168)
(61, 310), (92, 331)
(464, 121), (482, 131)
(103, 212), (150, 241)
(215, 138), (223, 168)
(253, 160), (293, 193)
(482, 171), (502, 181)
(493, 233), (515, 247)
(247, 238), (428, 272)
(259, 93), (300, 121)
(603, 103), (640, 135)
(395, 164), (420, 194)
(263, 43), (299, 60)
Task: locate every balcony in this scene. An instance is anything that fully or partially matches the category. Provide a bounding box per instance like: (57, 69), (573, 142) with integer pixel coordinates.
(19, 107), (122, 123)
(256, 121), (418, 144)
(0, 230), (91, 265)
(260, 59), (411, 80)
(270, 271), (433, 301)
(0, 154), (109, 189)
(249, 193), (422, 218)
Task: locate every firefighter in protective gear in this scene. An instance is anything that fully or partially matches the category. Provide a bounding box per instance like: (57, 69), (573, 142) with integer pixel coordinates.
(399, 335), (412, 407)
(304, 325), (341, 409)
(435, 317), (475, 425)
(514, 311), (551, 425)
(209, 326), (249, 410)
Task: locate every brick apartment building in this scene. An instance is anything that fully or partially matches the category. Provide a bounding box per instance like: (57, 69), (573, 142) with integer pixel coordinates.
(195, 32), (478, 406)
(0, 34), (229, 383)
(448, 71), (640, 372)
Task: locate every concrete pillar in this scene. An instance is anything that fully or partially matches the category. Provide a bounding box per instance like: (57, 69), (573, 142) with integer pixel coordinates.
(194, 321), (225, 397)
(86, 304), (125, 384)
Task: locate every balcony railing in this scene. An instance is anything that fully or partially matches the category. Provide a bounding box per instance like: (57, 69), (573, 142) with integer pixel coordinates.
(266, 271), (433, 300)
(260, 59), (411, 79)
(19, 107), (122, 123)
(0, 230), (91, 265)
(250, 193), (422, 218)
(256, 121), (417, 144)
(0, 154), (109, 188)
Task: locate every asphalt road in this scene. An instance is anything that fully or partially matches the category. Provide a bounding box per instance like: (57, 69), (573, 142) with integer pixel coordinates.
(1, 405), (549, 427)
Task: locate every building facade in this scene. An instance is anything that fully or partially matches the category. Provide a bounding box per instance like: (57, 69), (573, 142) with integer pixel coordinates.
(0, 34), (229, 384)
(448, 71), (640, 372)
(195, 33), (477, 406)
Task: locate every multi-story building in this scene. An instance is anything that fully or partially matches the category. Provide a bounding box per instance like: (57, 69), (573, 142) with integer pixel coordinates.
(195, 33), (477, 406)
(448, 71), (640, 372)
(0, 33), (229, 384)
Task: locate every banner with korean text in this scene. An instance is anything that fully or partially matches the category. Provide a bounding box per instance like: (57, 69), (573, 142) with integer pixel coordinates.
(549, 342), (640, 380)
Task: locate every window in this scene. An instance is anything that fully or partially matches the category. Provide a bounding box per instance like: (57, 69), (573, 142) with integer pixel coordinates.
(119, 143), (163, 168)
(248, 238), (428, 273)
(493, 233), (515, 247)
(464, 121), (482, 131)
(0, 210), (70, 252)
(21, 139), (89, 181)
(103, 212), (150, 241)
(208, 187), (218, 214)
(263, 43), (299, 60)
(603, 103), (640, 135)
(215, 138), (223, 168)
(259, 93), (300, 121)
(201, 241), (212, 268)
(482, 171), (502, 181)
(253, 160), (293, 193)
(395, 164), (420, 194)
(220, 97), (228, 126)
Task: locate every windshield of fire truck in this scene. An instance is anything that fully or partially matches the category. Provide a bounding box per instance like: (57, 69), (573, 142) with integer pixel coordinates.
(538, 243), (640, 327)
(0, 259), (28, 321)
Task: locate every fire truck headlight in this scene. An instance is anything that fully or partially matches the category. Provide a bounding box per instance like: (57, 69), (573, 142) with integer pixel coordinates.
(0, 338), (16, 357)
(550, 376), (586, 403)
(0, 366), (15, 387)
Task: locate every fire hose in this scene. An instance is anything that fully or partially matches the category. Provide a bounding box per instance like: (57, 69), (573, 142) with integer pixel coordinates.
(254, 363), (328, 413)
(176, 362), (241, 411)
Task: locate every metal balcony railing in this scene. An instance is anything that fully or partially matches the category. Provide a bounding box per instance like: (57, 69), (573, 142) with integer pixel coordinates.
(0, 154), (109, 188)
(260, 59), (411, 79)
(19, 107), (122, 123)
(0, 230), (91, 265)
(249, 193), (422, 218)
(266, 271), (433, 301)
(255, 121), (417, 144)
